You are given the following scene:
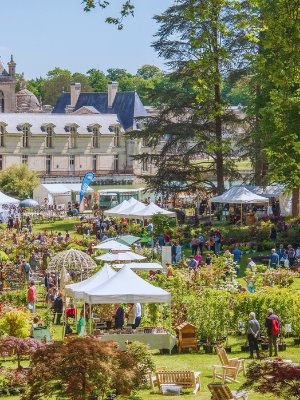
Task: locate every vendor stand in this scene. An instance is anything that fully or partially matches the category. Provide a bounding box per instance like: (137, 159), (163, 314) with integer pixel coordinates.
(83, 265), (174, 353)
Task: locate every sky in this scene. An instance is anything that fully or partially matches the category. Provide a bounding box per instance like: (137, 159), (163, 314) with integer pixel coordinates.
(0, 0), (173, 79)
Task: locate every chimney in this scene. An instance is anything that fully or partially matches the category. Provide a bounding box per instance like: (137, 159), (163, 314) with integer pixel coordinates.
(70, 82), (81, 107)
(65, 105), (74, 114)
(108, 81), (118, 108)
(8, 55), (16, 78)
(43, 105), (53, 114)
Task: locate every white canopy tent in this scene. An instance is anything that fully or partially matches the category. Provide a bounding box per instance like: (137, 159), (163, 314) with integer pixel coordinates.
(93, 240), (131, 251)
(33, 184), (71, 207)
(131, 202), (177, 218)
(83, 264), (170, 304)
(83, 264), (172, 352)
(96, 252), (146, 261)
(0, 191), (20, 222)
(115, 201), (147, 218)
(65, 264), (116, 300)
(113, 262), (163, 271)
(103, 199), (131, 216)
(210, 187), (269, 204)
(210, 186), (269, 224)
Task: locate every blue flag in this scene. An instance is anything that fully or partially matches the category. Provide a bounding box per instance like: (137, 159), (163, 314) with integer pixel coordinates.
(80, 172), (94, 204)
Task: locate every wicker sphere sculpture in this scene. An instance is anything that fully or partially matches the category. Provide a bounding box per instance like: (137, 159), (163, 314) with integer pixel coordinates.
(47, 248), (96, 274)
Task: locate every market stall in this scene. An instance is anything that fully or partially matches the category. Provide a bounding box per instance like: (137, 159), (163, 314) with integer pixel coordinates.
(210, 187), (269, 225)
(103, 197), (138, 217)
(0, 191), (20, 222)
(83, 265), (174, 352)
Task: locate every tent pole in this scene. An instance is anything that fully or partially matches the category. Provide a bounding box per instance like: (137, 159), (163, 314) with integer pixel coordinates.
(160, 303), (163, 326)
(241, 203), (243, 226)
(83, 300), (85, 335)
(89, 303), (92, 336)
(169, 302), (171, 355)
(74, 297), (77, 331)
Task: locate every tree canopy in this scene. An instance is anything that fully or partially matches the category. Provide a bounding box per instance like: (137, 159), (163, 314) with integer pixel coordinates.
(0, 164), (40, 198)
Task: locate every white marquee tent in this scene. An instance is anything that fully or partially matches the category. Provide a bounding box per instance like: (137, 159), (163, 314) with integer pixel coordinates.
(96, 252), (146, 261)
(93, 240), (130, 251)
(210, 187), (269, 204)
(0, 192), (20, 222)
(115, 201), (147, 218)
(83, 264), (170, 304)
(65, 264), (116, 300)
(132, 202), (177, 218)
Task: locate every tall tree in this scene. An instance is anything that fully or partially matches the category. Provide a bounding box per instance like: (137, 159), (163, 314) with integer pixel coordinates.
(128, 0), (244, 195)
(137, 64), (161, 79)
(87, 68), (108, 91)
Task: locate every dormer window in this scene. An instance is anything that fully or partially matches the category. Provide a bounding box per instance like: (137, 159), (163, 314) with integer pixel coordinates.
(92, 127), (99, 148)
(46, 126), (53, 148)
(114, 127), (120, 147)
(70, 126), (77, 148)
(22, 126), (29, 148)
(142, 138), (148, 147)
(0, 125), (5, 147)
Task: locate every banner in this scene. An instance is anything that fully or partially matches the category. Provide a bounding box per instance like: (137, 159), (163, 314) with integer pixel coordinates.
(79, 172), (94, 204)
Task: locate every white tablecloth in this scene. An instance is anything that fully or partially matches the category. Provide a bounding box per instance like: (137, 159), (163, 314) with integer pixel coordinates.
(98, 333), (176, 351)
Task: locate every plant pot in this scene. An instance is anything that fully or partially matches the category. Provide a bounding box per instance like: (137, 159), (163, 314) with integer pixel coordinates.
(205, 345), (213, 354)
(241, 345), (250, 352)
(278, 343), (286, 351)
(1, 389), (7, 395)
(294, 339), (300, 345)
(19, 388), (26, 394)
(261, 343), (269, 350)
(224, 346), (231, 353)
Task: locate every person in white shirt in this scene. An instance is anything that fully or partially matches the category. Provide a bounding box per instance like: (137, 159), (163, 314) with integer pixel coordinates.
(134, 303), (141, 328)
(296, 247), (300, 258)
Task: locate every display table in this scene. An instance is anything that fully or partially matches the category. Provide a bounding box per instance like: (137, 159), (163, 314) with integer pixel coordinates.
(97, 333), (176, 351)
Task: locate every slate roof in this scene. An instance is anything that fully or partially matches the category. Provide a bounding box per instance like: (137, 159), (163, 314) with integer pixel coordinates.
(52, 91), (148, 131)
(0, 113), (122, 135)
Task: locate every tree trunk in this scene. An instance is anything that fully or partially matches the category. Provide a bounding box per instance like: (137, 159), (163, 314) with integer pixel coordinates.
(292, 187), (300, 217)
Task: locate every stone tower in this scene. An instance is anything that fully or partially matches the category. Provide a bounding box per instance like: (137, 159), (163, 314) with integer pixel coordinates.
(0, 55), (17, 113)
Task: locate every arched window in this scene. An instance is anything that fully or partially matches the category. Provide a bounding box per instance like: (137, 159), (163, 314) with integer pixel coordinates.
(46, 126), (53, 148)
(70, 126), (77, 148)
(0, 91), (4, 113)
(22, 126), (29, 148)
(92, 127), (98, 148)
(114, 127), (120, 147)
(0, 125), (5, 147)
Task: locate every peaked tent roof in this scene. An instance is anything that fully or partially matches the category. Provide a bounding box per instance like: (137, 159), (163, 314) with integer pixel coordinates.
(65, 264), (116, 299)
(103, 199), (131, 216)
(132, 202), (177, 218)
(83, 264), (171, 304)
(210, 186), (269, 204)
(0, 192), (19, 205)
(116, 201), (147, 218)
(242, 185), (284, 198)
(113, 262), (163, 271)
(96, 251), (146, 261)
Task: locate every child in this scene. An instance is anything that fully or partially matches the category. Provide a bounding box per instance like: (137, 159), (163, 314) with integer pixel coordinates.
(29, 316), (40, 338)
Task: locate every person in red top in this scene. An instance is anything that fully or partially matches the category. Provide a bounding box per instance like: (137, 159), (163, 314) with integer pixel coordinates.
(165, 233), (170, 246)
(27, 281), (37, 314)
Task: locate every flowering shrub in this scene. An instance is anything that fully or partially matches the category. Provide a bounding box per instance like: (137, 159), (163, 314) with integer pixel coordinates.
(0, 308), (31, 338)
(4, 368), (29, 387)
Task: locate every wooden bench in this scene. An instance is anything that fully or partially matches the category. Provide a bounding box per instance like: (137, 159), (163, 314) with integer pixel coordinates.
(156, 370), (201, 394)
(147, 366), (167, 390)
(208, 384), (249, 399)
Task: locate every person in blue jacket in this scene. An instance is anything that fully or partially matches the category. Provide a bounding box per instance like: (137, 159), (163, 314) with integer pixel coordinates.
(113, 303), (124, 329)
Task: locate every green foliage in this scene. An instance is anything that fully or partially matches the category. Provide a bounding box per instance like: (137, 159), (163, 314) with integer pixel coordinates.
(0, 309), (31, 338)
(152, 214), (177, 235)
(0, 164), (40, 198)
(137, 65), (161, 80)
(126, 341), (156, 383)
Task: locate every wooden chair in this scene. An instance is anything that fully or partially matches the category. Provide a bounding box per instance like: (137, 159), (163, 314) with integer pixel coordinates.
(176, 322), (198, 353)
(147, 366), (167, 390)
(156, 370), (201, 394)
(208, 384), (249, 399)
(212, 347), (246, 384)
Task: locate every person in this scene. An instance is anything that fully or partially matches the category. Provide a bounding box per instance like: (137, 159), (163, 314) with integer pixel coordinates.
(27, 281), (37, 313)
(29, 316), (40, 338)
(195, 250), (202, 267)
(270, 226), (277, 242)
(158, 234), (165, 247)
(232, 245), (242, 276)
(205, 253), (212, 266)
(191, 235), (199, 256)
(166, 261), (173, 277)
(65, 230), (70, 242)
(126, 303), (136, 327)
(214, 230), (221, 255)
(269, 248), (279, 269)
(296, 246), (300, 258)
(244, 258), (256, 293)
(288, 245), (296, 267)
(171, 241), (176, 265)
(188, 255), (198, 271)
(21, 259), (32, 287)
(176, 241), (182, 262)
(134, 303), (141, 329)
(113, 303), (124, 329)
(44, 272), (51, 291)
(198, 233), (204, 256)
(265, 308), (280, 357)
(247, 312), (260, 359)
(29, 252), (37, 273)
(181, 208), (186, 224)
(148, 221), (154, 233)
(57, 232), (64, 244)
(279, 244), (286, 265)
(165, 233), (170, 246)
(53, 292), (64, 325)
